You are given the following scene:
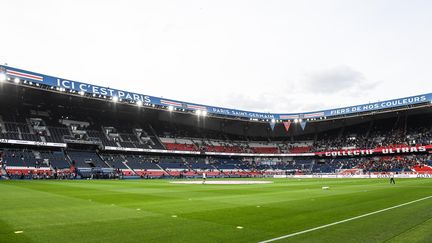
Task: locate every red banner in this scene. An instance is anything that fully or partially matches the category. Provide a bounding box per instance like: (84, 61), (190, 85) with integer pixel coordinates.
(283, 121), (291, 132)
(316, 145), (432, 157)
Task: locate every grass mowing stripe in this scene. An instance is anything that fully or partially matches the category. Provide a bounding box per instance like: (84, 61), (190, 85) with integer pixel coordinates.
(2, 179), (431, 242)
(382, 215), (432, 242)
(258, 195), (432, 243)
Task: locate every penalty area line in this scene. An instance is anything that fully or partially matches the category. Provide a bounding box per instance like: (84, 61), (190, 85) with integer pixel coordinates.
(258, 195), (432, 243)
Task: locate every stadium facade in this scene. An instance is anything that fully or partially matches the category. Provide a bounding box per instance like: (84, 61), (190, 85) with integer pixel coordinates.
(0, 66), (431, 179)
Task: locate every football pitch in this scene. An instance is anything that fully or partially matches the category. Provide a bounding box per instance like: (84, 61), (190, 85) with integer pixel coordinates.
(1, 178), (432, 243)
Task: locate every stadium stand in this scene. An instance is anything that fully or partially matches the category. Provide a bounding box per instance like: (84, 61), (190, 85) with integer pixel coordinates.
(0, 66), (432, 179)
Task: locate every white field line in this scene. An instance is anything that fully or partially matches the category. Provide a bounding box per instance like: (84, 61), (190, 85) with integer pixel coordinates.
(259, 195), (432, 243)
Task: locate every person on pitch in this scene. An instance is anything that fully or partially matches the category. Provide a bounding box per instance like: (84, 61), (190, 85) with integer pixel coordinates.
(389, 172), (396, 184)
(202, 172), (206, 184)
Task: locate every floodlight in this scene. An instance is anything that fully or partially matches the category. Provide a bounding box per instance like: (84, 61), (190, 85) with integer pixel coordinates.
(13, 77), (20, 84)
(79, 91), (85, 96)
(294, 119), (298, 123)
(196, 110), (202, 116)
(271, 118), (276, 123)
(168, 105), (174, 111)
(136, 100), (143, 106)
(112, 96), (119, 102)
(202, 110), (208, 116)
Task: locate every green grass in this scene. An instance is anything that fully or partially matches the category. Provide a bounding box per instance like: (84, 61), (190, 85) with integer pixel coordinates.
(1, 178), (432, 243)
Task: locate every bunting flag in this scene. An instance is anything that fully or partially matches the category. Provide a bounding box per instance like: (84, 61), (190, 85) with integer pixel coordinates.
(283, 120), (291, 132)
(300, 121), (307, 130)
(269, 121), (276, 131)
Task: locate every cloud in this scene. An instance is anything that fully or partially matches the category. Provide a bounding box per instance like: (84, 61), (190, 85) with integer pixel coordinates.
(182, 66), (381, 114)
(206, 92), (320, 114)
(301, 65), (377, 94)
(217, 67), (379, 113)
(208, 93), (277, 113)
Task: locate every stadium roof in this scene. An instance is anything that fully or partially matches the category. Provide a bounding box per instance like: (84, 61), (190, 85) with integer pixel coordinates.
(1, 65), (431, 122)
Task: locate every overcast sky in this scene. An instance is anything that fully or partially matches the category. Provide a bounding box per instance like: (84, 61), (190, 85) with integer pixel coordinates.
(1, 0), (431, 113)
